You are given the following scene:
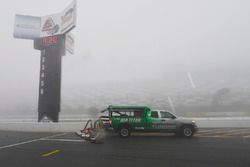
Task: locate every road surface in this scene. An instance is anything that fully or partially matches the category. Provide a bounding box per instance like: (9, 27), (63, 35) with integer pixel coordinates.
(0, 129), (250, 167)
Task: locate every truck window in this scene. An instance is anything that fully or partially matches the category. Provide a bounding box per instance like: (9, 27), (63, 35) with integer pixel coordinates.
(134, 110), (144, 117)
(151, 111), (159, 118)
(111, 111), (121, 116)
(160, 111), (176, 119)
(111, 108), (144, 117)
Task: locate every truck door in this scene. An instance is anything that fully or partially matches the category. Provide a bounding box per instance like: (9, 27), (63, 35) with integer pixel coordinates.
(160, 111), (177, 132)
(147, 111), (166, 131)
(130, 109), (146, 131)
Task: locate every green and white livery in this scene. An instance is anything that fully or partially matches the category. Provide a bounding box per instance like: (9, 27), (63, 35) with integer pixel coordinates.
(100, 105), (198, 138)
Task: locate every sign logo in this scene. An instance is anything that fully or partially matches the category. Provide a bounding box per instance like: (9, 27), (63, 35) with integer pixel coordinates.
(61, 0), (76, 33)
(42, 17), (59, 35)
(16, 24), (39, 30)
(61, 8), (74, 27)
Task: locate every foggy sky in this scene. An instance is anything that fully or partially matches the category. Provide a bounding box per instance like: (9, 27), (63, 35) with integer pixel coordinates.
(0, 0), (250, 114)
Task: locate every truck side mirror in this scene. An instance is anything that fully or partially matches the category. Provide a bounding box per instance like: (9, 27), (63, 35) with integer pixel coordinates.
(171, 115), (176, 119)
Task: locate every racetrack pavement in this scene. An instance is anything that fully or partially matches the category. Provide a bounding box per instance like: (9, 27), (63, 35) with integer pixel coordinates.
(0, 129), (250, 167)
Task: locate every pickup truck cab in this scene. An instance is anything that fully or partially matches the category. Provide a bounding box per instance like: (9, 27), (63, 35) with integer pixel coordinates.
(100, 105), (198, 138)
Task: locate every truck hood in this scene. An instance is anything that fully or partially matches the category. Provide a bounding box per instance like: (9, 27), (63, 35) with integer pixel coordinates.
(174, 117), (196, 124)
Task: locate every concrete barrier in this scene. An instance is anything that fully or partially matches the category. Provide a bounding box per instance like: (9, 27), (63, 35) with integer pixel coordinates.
(0, 117), (250, 132)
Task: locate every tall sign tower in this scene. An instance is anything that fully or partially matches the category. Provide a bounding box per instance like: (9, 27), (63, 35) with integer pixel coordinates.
(13, 1), (77, 122)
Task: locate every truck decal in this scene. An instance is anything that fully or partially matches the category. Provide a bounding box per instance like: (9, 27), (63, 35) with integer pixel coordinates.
(120, 118), (141, 123)
(151, 124), (176, 129)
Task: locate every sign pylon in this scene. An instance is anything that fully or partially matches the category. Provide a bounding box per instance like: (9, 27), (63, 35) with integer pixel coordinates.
(14, 1), (77, 122)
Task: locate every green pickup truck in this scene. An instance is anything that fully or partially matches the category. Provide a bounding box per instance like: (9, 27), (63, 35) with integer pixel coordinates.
(100, 105), (198, 138)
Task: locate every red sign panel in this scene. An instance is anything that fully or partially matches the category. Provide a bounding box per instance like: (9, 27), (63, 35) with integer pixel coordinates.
(42, 36), (59, 46)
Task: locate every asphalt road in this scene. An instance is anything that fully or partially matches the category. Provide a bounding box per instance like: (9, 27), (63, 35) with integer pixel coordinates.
(0, 129), (250, 167)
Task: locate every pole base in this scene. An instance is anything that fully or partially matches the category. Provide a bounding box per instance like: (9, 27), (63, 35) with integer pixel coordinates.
(38, 112), (59, 122)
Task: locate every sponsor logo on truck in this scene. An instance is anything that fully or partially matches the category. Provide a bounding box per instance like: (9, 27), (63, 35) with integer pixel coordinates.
(120, 118), (141, 123)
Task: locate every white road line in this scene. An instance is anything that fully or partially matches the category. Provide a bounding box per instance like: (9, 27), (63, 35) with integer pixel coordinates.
(217, 129), (249, 136)
(197, 130), (229, 135)
(0, 133), (67, 150)
(197, 135), (235, 138)
(221, 132), (248, 136)
(40, 138), (84, 142)
(196, 131), (230, 136)
(199, 129), (248, 134)
(42, 133), (68, 139)
(198, 129), (226, 133)
(196, 129), (250, 137)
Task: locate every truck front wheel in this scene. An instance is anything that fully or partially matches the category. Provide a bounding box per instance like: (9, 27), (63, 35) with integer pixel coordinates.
(119, 126), (131, 138)
(181, 126), (194, 137)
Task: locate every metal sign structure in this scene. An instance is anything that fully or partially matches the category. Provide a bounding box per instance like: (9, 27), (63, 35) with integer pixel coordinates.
(14, 0), (76, 39)
(14, 0), (76, 122)
(65, 33), (75, 54)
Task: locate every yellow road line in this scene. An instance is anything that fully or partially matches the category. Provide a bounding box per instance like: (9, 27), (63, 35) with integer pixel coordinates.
(42, 150), (60, 157)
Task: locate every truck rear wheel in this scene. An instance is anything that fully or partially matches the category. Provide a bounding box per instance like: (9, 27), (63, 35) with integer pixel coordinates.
(119, 126), (131, 138)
